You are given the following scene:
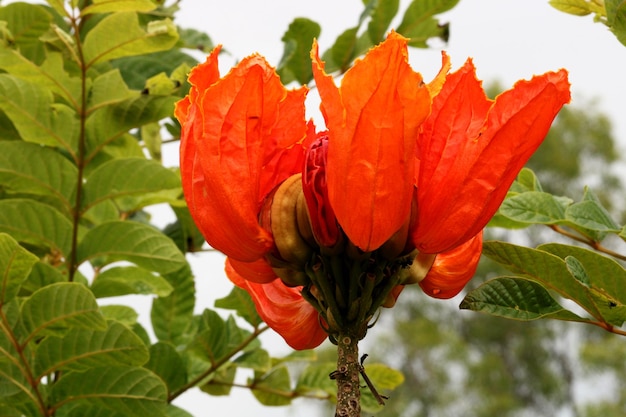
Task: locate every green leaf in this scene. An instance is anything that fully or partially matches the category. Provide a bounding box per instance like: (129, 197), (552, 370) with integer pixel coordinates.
(482, 241), (604, 320)
(538, 243), (626, 326)
(20, 282), (106, 342)
(0, 199), (74, 256)
(20, 261), (67, 296)
(100, 305), (139, 327)
(82, 12), (178, 67)
(164, 203), (206, 254)
(0, 50), (82, 106)
(151, 264), (195, 345)
(396, 0), (459, 47)
(367, 0), (399, 44)
(0, 233), (38, 304)
(88, 69), (136, 112)
(187, 309), (228, 364)
(234, 348), (271, 372)
(76, 220), (187, 274)
(321, 26), (359, 74)
(250, 366), (292, 406)
(511, 167), (544, 193)
(549, 0), (594, 16)
(50, 366), (167, 417)
(0, 75), (79, 153)
(564, 187), (621, 232)
(144, 342), (187, 393)
(81, 0), (157, 15)
(564, 256), (590, 286)
(91, 266), (173, 298)
(85, 95), (177, 161)
(0, 3), (51, 62)
(460, 276), (591, 322)
(277, 17), (321, 85)
(360, 363), (405, 412)
(606, 0), (626, 46)
(498, 191), (570, 224)
(0, 141), (77, 216)
(214, 286), (262, 327)
(165, 405), (194, 417)
(295, 362), (336, 397)
(82, 157), (181, 213)
(200, 365), (236, 396)
(177, 27), (213, 51)
(111, 49), (197, 90)
(34, 321), (149, 378)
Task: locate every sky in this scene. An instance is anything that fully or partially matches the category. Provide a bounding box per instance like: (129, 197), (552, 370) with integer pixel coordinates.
(167, 0), (626, 416)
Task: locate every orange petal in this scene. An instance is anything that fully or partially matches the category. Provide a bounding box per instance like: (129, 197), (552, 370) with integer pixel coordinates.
(226, 259), (327, 350)
(414, 63), (570, 253)
(426, 51), (451, 98)
(178, 48), (308, 261)
(419, 231), (483, 299)
(312, 32), (431, 252)
(228, 257), (277, 284)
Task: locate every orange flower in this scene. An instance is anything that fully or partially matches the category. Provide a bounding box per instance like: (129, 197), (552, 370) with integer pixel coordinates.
(176, 32), (571, 348)
(412, 54), (571, 254)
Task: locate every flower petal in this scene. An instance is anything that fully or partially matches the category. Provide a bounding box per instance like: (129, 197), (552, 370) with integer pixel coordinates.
(312, 32), (431, 251)
(178, 48), (309, 261)
(419, 231), (483, 299)
(226, 259), (327, 350)
(414, 63), (570, 253)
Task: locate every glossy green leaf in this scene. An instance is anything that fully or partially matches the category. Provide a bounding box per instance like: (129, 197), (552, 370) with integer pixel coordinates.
(549, 0), (594, 16)
(85, 95), (177, 161)
(82, 12), (178, 67)
(250, 366), (292, 406)
(396, 0), (459, 47)
(482, 241), (603, 320)
(20, 282), (106, 342)
(215, 286), (262, 327)
(50, 366), (167, 417)
(144, 342), (187, 393)
(0, 75), (79, 153)
(200, 365), (236, 396)
(165, 405), (194, 417)
(277, 17), (321, 84)
(76, 220), (187, 274)
(53, 403), (128, 417)
(88, 69), (136, 112)
(82, 158), (181, 213)
(0, 199), (74, 256)
(141, 122), (163, 161)
(81, 0), (157, 15)
(34, 321), (149, 378)
(91, 266), (173, 298)
(0, 233), (38, 304)
(0, 50), (82, 106)
(498, 191), (570, 224)
(367, 0), (399, 43)
(0, 141), (77, 215)
(564, 256), (590, 286)
(163, 204), (205, 253)
(151, 264), (195, 345)
(0, 2), (51, 62)
(460, 277), (590, 322)
(187, 309), (228, 364)
(564, 187), (621, 232)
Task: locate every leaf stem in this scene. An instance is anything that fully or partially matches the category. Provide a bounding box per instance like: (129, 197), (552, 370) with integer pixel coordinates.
(549, 225), (626, 261)
(167, 325), (269, 402)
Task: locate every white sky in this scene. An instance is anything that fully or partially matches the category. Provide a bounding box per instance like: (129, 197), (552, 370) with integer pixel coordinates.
(168, 1), (626, 416)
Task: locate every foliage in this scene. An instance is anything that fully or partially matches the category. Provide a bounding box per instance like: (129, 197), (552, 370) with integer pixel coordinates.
(549, 0), (626, 46)
(0, 0), (444, 415)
